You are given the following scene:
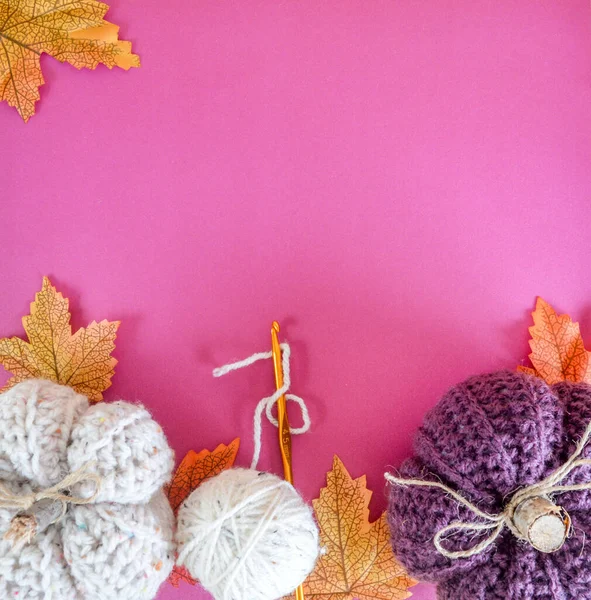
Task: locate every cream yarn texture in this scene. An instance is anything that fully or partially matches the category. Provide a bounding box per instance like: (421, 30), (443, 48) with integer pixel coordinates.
(176, 468), (319, 600)
(0, 379), (176, 600)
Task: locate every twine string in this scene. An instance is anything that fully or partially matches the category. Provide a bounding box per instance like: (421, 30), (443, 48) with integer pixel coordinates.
(213, 343), (311, 469)
(0, 464), (102, 520)
(385, 419), (591, 559)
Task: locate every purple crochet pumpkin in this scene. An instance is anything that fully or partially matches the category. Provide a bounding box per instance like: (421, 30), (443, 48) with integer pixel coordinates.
(387, 371), (591, 600)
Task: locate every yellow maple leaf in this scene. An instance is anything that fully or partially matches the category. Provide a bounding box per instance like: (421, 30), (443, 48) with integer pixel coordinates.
(519, 297), (591, 385)
(289, 456), (416, 600)
(0, 276), (119, 401)
(0, 0), (139, 122)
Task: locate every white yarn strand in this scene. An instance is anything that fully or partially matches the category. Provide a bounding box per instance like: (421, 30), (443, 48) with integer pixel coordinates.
(213, 343), (311, 469)
(213, 351), (274, 377)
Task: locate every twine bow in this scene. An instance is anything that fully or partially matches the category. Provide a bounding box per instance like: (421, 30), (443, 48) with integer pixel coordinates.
(385, 420), (591, 559)
(0, 464), (102, 521)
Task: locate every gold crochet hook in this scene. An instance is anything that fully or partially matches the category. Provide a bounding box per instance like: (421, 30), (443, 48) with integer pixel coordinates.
(271, 321), (294, 484)
(271, 321), (305, 600)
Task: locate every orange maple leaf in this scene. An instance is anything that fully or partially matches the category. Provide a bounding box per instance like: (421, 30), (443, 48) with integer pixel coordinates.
(289, 456), (416, 600)
(166, 438), (241, 514)
(519, 297), (591, 385)
(166, 439), (240, 588)
(516, 366), (539, 377)
(0, 0), (139, 122)
(0, 277), (119, 401)
(168, 564), (197, 588)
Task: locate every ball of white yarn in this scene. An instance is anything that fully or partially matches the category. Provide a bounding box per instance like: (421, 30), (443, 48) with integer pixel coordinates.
(176, 468), (319, 600)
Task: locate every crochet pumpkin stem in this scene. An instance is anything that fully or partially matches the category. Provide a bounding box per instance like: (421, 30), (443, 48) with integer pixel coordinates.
(512, 497), (570, 553)
(4, 498), (64, 545)
(0, 462), (102, 546)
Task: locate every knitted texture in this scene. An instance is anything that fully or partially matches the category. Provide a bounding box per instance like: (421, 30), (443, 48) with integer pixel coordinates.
(176, 468), (320, 600)
(387, 371), (591, 600)
(0, 379), (176, 600)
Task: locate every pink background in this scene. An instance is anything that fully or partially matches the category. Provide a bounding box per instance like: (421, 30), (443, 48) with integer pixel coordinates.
(3, 1), (591, 598)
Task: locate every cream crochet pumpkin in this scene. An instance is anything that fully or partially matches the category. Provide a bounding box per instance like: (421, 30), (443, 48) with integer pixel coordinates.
(0, 379), (176, 600)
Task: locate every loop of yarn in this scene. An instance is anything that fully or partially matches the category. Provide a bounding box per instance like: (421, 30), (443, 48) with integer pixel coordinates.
(385, 418), (591, 559)
(0, 463), (101, 519)
(213, 343), (311, 469)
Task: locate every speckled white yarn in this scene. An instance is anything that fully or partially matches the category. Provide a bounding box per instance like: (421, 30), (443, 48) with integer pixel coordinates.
(0, 379), (176, 600)
(176, 468), (319, 600)
(176, 343), (319, 600)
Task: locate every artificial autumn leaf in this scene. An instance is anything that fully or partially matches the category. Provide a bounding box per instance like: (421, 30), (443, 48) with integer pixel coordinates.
(0, 277), (119, 401)
(0, 0), (140, 122)
(517, 365), (538, 377)
(166, 438), (241, 514)
(168, 564), (197, 589)
(289, 455), (416, 600)
(519, 297), (591, 385)
(166, 438), (240, 588)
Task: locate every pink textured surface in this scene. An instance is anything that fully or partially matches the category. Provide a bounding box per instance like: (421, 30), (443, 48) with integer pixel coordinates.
(2, 1), (591, 598)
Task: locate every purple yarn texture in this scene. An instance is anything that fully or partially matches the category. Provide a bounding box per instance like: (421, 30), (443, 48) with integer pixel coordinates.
(387, 371), (591, 600)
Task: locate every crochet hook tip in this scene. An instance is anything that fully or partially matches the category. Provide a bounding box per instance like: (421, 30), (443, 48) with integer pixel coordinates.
(272, 320), (280, 333)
